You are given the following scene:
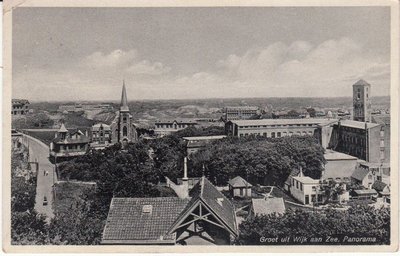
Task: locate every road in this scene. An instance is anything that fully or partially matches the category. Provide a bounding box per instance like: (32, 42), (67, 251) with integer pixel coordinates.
(22, 134), (57, 220)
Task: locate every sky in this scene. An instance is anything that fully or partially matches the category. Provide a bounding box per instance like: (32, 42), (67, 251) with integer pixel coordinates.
(12, 7), (390, 101)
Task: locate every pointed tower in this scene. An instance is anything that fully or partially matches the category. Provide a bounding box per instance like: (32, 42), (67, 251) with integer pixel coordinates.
(120, 80), (130, 113)
(58, 123), (68, 140)
(118, 81), (133, 143)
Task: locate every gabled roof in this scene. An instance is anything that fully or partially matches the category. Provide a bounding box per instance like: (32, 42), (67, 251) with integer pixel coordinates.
(102, 197), (190, 244)
(372, 180), (389, 192)
(58, 123), (68, 133)
(228, 176), (252, 188)
(180, 177), (238, 236)
(102, 177), (238, 244)
(251, 198), (285, 216)
(351, 168), (370, 181)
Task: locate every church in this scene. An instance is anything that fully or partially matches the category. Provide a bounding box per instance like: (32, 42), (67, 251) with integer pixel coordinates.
(91, 81), (138, 148)
(110, 81), (138, 145)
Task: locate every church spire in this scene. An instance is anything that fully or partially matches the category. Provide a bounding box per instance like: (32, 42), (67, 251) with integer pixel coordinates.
(120, 80), (129, 112)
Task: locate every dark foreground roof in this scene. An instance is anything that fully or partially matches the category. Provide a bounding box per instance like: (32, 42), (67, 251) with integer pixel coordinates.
(102, 197), (190, 244)
(102, 177), (238, 244)
(351, 168), (370, 181)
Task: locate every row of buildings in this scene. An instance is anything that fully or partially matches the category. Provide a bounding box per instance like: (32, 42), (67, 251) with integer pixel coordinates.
(11, 99), (30, 116)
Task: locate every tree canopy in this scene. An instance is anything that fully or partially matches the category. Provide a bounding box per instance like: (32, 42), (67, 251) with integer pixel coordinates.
(237, 205), (390, 245)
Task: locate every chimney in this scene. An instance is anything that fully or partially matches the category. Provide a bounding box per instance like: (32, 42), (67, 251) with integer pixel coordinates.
(183, 157), (188, 181)
(180, 157), (189, 198)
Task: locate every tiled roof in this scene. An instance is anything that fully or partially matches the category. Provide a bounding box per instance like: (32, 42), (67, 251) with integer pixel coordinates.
(102, 177), (238, 244)
(228, 176), (252, 188)
(372, 180), (388, 192)
(351, 168), (370, 181)
(252, 198), (286, 216)
(102, 197), (190, 244)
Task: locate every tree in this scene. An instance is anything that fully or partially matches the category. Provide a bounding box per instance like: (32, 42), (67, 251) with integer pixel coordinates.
(237, 205), (390, 245)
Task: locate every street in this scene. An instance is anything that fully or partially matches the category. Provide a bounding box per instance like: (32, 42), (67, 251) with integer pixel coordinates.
(22, 134), (57, 220)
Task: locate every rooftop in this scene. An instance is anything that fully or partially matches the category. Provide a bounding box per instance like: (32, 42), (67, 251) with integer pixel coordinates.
(228, 176), (253, 188)
(183, 135), (227, 141)
(292, 176), (320, 184)
(251, 198), (286, 216)
(372, 180), (389, 192)
(102, 176), (238, 244)
(353, 79), (370, 86)
(155, 119), (198, 124)
(354, 189), (377, 195)
(225, 106), (259, 111)
(102, 197), (189, 244)
(324, 150), (358, 161)
(229, 118), (337, 126)
(339, 120), (380, 129)
(351, 168), (370, 181)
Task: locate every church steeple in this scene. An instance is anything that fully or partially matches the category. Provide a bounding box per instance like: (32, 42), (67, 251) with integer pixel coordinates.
(120, 80), (129, 112)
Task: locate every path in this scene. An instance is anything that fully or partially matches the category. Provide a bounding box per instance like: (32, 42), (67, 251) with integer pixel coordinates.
(21, 134), (57, 220)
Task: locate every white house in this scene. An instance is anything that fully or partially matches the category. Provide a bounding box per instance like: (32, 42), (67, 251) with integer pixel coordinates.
(289, 170), (323, 205)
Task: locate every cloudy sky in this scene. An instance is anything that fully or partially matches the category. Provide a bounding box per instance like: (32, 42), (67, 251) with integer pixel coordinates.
(13, 7), (390, 101)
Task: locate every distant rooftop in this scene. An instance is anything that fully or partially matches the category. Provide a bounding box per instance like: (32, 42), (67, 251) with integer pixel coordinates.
(225, 106), (259, 111)
(155, 119), (198, 124)
(229, 118), (337, 126)
(183, 135), (226, 141)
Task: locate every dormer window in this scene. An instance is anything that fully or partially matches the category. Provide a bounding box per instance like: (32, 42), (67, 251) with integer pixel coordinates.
(142, 205), (152, 214)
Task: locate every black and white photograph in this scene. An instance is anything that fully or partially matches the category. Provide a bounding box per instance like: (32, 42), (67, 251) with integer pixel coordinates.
(3, 0), (399, 253)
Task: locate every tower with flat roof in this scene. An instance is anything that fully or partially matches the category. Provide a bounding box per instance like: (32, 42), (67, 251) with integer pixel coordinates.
(352, 79), (371, 122)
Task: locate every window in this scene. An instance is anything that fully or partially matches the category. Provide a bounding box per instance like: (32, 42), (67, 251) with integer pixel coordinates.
(271, 132), (275, 138)
(123, 126), (128, 136)
(296, 181), (299, 189)
(277, 132), (281, 138)
(263, 132), (267, 137)
(300, 183), (303, 191)
(380, 150), (385, 160)
(380, 139), (385, 147)
(380, 128), (385, 137)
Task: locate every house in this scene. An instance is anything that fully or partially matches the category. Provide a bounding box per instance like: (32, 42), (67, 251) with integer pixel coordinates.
(90, 123), (112, 149)
(351, 189), (378, 200)
(248, 198), (285, 218)
(49, 123), (90, 162)
(154, 119), (198, 137)
(322, 150), (358, 182)
(372, 180), (390, 197)
(351, 167), (376, 189)
(102, 176), (238, 245)
(223, 106), (260, 121)
(288, 169), (323, 205)
(228, 176), (252, 198)
(12, 99), (30, 116)
(283, 169), (300, 192)
(183, 135), (226, 155)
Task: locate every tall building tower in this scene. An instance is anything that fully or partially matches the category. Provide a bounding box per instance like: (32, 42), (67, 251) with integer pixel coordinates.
(353, 79), (372, 122)
(118, 81), (134, 143)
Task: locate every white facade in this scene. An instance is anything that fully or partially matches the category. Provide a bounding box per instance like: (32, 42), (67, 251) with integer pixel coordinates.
(290, 176), (322, 205)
